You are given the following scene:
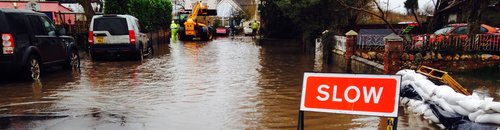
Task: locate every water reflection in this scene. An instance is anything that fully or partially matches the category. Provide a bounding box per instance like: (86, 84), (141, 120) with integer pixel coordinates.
(0, 37), (497, 129)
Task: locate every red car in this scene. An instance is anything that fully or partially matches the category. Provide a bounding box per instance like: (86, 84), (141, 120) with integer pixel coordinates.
(430, 24), (498, 42)
(411, 24), (500, 50)
(216, 27), (228, 36)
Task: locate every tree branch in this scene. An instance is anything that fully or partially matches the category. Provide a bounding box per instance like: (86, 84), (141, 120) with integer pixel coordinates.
(436, 0), (462, 13)
(336, 0), (398, 34)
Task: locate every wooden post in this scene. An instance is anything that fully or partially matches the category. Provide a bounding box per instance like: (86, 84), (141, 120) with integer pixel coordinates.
(383, 33), (404, 75)
(345, 30), (358, 73)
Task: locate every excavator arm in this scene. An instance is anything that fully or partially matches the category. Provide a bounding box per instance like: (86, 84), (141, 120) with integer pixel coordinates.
(184, 1), (208, 36)
(187, 1), (207, 20)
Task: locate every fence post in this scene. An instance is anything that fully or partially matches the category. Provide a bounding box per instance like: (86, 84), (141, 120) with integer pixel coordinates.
(314, 38), (324, 72)
(383, 33), (404, 75)
(345, 30), (358, 73)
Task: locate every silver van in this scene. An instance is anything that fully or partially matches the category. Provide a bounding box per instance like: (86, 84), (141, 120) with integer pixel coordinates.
(88, 14), (151, 61)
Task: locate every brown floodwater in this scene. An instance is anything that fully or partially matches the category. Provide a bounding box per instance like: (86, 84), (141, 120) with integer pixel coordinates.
(0, 36), (498, 129)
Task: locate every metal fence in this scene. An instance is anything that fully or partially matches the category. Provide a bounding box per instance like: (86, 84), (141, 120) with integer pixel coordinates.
(357, 35), (385, 51)
(334, 35), (346, 52)
(402, 34), (500, 52)
(333, 34), (500, 53)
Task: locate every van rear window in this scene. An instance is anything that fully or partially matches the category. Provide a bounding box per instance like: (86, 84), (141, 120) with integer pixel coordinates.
(93, 17), (128, 35)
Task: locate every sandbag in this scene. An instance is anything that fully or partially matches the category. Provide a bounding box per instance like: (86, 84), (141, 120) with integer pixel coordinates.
(396, 69), (414, 76)
(449, 104), (471, 116)
(423, 109), (440, 123)
(484, 102), (500, 113)
(411, 82), (430, 100)
(471, 91), (492, 100)
(468, 110), (485, 122)
(413, 104), (429, 115)
(457, 99), (485, 112)
(475, 113), (500, 125)
(434, 85), (456, 98)
(435, 98), (456, 113)
(415, 79), (437, 95)
(408, 100), (424, 111)
(443, 93), (467, 105)
(402, 73), (427, 82)
(401, 97), (410, 106)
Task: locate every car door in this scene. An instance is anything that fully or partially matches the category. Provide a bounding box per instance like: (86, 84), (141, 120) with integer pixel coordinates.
(39, 16), (66, 61)
(27, 15), (60, 63)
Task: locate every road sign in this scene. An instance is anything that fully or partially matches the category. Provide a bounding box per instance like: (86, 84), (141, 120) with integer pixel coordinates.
(300, 73), (401, 117)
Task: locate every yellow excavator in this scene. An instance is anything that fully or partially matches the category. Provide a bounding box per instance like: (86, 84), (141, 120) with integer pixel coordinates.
(178, 1), (215, 41)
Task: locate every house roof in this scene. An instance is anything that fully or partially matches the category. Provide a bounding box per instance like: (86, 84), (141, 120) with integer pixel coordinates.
(217, 0), (243, 17)
(0, 1), (73, 13)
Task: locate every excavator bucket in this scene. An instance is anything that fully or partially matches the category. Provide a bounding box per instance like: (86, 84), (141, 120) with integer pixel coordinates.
(416, 66), (470, 95)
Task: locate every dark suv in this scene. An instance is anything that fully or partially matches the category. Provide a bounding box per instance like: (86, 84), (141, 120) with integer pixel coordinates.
(0, 9), (80, 80)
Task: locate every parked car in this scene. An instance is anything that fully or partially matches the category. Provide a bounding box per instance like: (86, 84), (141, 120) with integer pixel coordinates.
(216, 27), (228, 36)
(411, 24), (500, 49)
(0, 9), (80, 80)
(88, 14), (151, 61)
(430, 23), (499, 43)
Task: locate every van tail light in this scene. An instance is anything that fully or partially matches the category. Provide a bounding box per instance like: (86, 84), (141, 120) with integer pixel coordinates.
(129, 30), (136, 44)
(88, 31), (94, 45)
(2, 33), (14, 54)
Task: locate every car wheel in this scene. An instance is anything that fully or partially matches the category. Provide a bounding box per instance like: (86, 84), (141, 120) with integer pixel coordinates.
(147, 44), (154, 57)
(64, 51), (80, 70)
(25, 56), (40, 80)
(209, 32), (213, 40)
(136, 47), (143, 61)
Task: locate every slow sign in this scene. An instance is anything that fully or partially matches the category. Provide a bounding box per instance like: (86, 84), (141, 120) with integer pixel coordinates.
(300, 73), (401, 117)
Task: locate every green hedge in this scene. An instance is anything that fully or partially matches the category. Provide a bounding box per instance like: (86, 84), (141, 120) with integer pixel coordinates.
(105, 0), (172, 31)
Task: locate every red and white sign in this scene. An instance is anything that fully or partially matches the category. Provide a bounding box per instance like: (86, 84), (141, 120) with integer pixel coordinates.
(300, 73), (401, 117)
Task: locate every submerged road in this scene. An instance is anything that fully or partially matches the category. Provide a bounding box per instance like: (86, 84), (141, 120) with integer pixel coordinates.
(0, 36), (498, 129)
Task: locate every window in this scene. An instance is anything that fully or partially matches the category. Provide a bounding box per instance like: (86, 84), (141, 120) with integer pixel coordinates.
(480, 27), (487, 33)
(452, 27), (467, 34)
(5, 13), (28, 35)
(434, 27), (453, 35)
(39, 16), (55, 36)
(452, 26), (490, 34)
(93, 17), (128, 35)
(27, 15), (47, 35)
(135, 20), (142, 32)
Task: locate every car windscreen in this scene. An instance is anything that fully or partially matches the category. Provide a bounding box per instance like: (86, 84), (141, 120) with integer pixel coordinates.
(93, 17), (128, 35)
(434, 27), (454, 35)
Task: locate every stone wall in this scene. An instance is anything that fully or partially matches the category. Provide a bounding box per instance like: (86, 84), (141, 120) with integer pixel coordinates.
(332, 49), (383, 74)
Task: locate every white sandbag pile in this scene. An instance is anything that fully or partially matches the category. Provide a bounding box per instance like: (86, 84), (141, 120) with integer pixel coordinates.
(397, 69), (500, 126)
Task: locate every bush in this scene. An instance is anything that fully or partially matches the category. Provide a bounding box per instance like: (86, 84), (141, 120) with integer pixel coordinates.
(105, 0), (172, 32)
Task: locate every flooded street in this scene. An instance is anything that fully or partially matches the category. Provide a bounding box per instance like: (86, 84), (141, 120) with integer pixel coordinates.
(0, 37), (498, 129)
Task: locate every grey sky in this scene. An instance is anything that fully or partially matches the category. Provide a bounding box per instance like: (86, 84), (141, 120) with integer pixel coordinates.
(379, 0), (435, 14)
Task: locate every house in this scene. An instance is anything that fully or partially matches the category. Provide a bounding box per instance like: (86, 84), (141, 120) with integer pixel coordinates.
(0, 1), (75, 25)
(442, 0), (500, 27)
(216, 0), (243, 27)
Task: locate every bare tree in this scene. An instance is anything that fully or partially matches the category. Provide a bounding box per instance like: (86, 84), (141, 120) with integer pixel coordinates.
(422, 2), (434, 16)
(76, 0), (94, 24)
(404, 0), (421, 26)
(93, 0), (104, 12)
(466, 0), (489, 35)
(427, 0), (466, 32)
(336, 0), (398, 34)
